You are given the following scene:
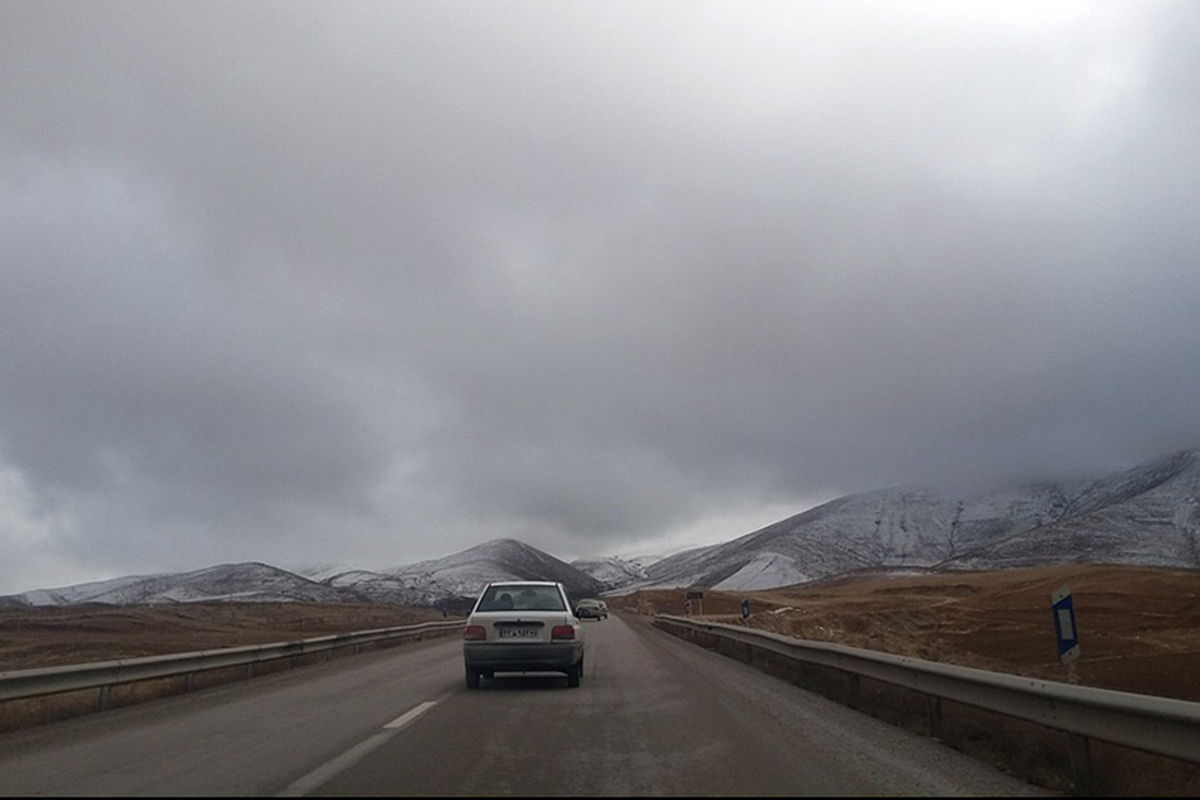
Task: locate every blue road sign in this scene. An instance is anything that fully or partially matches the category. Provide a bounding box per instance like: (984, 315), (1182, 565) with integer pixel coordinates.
(1051, 585), (1080, 664)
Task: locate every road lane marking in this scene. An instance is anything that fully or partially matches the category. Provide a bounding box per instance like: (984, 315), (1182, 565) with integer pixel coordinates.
(276, 700), (439, 797)
(277, 732), (393, 797)
(384, 700), (437, 729)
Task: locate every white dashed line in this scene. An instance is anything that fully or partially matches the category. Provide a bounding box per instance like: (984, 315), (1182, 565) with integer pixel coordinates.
(384, 700), (437, 729)
(276, 700), (438, 796)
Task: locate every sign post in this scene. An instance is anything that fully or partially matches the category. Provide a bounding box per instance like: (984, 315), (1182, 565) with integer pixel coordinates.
(1051, 585), (1081, 683)
(1052, 584), (1093, 791)
(685, 590), (704, 616)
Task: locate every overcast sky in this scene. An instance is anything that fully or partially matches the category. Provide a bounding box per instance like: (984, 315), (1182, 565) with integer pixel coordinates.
(2, 1), (1199, 594)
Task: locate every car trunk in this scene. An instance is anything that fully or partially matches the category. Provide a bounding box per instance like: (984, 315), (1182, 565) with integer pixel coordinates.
(473, 610), (573, 643)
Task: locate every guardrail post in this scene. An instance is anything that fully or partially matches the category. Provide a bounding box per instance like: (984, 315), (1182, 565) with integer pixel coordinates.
(846, 673), (862, 710)
(1068, 733), (1094, 795)
(926, 694), (943, 739)
(98, 685), (110, 711)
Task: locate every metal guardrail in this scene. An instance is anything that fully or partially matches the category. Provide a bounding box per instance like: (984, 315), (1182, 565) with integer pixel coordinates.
(0, 619), (466, 704)
(655, 614), (1200, 766)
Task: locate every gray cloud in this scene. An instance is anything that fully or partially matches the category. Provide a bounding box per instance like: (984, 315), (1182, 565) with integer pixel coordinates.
(2, 1), (1199, 592)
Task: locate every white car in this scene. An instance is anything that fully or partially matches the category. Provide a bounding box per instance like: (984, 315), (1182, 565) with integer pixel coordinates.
(575, 598), (607, 619)
(462, 581), (585, 688)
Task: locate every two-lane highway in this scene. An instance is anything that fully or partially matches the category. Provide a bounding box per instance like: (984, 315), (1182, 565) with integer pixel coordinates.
(0, 613), (1052, 796)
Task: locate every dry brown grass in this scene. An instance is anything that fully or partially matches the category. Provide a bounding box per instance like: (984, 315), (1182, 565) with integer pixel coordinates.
(0, 602), (447, 671)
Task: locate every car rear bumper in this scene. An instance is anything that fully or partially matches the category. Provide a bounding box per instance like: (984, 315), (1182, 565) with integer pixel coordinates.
(463, 641), (583, 672)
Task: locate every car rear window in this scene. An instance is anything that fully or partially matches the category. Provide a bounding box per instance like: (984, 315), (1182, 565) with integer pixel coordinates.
(477, 585), (566, 612)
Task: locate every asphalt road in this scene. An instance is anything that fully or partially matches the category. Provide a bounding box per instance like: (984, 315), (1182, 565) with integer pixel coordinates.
(0, 613), (1052, 796)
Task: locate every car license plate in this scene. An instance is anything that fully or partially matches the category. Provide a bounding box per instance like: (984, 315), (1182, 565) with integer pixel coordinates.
(497, 626), (539, 639)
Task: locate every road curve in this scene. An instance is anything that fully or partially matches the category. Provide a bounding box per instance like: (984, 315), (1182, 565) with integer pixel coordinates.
(0, 613), (1052, 796)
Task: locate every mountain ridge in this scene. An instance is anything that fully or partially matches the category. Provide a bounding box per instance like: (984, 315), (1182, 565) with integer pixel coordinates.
(628, 449), (1200, 591)
(7, 448), (1200, 606)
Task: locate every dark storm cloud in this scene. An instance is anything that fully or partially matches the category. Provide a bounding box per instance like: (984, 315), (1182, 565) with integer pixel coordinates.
(0, 157), (393, 568)
(2, 1), (1199, 591)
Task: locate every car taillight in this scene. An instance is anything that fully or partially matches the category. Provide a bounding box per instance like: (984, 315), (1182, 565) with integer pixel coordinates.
(551, 625), (575, 640)
(463, 625), (487, 640)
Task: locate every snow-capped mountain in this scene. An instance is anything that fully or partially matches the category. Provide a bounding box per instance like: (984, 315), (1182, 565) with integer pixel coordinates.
(632, 449), (1200, 591)
(7, 540), (605, 609)
(8, 449), (1200, 606)
(15, 563), (351, 606)
(323, 539), (606, 608)
(569, 556), (649, 590)
(289, 562), (362, 583)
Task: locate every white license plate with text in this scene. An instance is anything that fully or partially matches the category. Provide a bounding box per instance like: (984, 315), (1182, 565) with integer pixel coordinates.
(497, 626), (540, 639)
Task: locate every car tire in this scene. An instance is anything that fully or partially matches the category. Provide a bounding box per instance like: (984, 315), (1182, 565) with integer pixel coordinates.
(465, 668), (481, 689)
(566, 661), (581, 688)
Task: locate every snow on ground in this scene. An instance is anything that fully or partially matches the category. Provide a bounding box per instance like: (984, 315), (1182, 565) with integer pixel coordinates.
(712, 552), (811, 591)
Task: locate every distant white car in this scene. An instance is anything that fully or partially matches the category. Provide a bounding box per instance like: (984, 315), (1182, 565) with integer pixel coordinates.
(462, 581), (585, 688)
(575, 598), (608, 619)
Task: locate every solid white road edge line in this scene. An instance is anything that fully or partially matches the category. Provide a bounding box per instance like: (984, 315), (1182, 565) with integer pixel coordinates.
(275, 700), (439, 797)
